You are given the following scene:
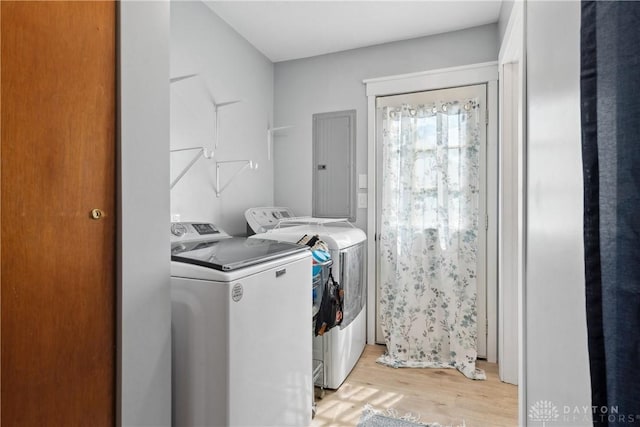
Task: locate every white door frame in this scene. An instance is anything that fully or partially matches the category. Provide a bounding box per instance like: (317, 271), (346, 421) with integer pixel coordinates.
(498, 0), (526, 422)
(363, 61), (499, 363)
(498, 0), (524, 387)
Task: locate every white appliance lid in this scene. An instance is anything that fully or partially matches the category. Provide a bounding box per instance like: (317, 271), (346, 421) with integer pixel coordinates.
(245, 206), (352, 234)
(261, 225), (366, 248)
(171, 237), (308, 271)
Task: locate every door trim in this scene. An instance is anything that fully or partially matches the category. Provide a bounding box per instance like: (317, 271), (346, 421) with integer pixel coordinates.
(498, 2), (524, 386)
(498, 0), (525, 422)
(117, 2), (172, 425)
(364, 62), (498, 363)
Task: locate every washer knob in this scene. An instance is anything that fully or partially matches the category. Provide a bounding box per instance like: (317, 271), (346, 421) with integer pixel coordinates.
(171, 223), (187, 237)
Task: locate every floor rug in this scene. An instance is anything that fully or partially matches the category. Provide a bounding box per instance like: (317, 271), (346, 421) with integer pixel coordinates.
(357, 405), (440, 427)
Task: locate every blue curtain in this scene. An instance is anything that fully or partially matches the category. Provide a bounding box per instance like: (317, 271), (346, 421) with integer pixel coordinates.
(581, 1), (640, 425)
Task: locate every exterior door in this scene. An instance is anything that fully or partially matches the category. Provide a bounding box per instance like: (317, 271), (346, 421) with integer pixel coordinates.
(1, 2), (116, 425)
(375, 84), (488, 358)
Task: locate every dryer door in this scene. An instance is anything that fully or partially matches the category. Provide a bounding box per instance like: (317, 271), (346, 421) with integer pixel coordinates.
(339, 242), (366, 328)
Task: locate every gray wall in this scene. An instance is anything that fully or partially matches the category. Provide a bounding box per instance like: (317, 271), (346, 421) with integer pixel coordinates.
(274, 24), (499, 231)
(170, 1), (275, 236)
(498, 0), (515, 46)
(118, 1), (171, 426)
(526, 0), (591, 423)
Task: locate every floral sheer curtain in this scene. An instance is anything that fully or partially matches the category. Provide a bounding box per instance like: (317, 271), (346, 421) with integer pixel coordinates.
(377, 97), (485, 380)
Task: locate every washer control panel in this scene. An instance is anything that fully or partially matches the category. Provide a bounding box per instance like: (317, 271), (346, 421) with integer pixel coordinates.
(170, 222), (230, 243)
(245, 207), (295, 234)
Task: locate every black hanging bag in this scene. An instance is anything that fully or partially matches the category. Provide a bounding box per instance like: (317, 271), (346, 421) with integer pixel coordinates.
(314, 271), (344, 336)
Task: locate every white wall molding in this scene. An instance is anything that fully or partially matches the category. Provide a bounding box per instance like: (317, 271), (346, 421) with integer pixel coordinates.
(364, 61), (498, 97)
(498, 0), (525, 423)
(497, 0), (524, 393)
(499, 1), (524, 64)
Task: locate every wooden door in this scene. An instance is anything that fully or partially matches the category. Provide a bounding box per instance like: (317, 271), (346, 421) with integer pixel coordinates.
(1, 2), (116, 425)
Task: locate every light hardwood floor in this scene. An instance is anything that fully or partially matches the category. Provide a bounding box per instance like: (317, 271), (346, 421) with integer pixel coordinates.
(311, 345), (517, 427)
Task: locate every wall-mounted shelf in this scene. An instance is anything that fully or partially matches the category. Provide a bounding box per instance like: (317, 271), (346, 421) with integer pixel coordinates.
(215, 160), (258, 197)
(170, 73), (256, 195)
(170, 73), (241, 150)
(169, 147), (214, 189)
(267, 122), (293, 160)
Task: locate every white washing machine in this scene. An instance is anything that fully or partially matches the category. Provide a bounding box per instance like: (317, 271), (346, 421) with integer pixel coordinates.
(245, 207), (367, 390)
(170, 222), (312, 427)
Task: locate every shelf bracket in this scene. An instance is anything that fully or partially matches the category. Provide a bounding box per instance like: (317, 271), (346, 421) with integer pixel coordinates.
(170, 147), (214, 189)
(215, 159), (258, 197)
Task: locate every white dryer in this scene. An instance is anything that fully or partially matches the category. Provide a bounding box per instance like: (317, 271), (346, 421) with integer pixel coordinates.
(246, 207), (367, 390)
(170, 222), (312, 427)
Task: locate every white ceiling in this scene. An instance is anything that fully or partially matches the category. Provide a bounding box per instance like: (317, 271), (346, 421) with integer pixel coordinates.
(205, 1), (503, 63)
